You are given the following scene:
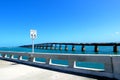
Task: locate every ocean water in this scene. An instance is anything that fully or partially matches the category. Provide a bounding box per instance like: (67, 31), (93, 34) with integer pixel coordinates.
(0, 46), (120, 54)
(0, 46), (119, 70)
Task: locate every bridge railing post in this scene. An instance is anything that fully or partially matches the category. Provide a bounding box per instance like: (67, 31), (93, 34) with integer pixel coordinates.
(104, 63), (113, 73)
(10, 54), (13, 59)
(28, 54), (35, 62)
(2, 54), (6, 58)
(46, 58), (51, 65)
(112, 56), (120, 79)
(18, 56), (22, 60)
(68, 60), (76, 68)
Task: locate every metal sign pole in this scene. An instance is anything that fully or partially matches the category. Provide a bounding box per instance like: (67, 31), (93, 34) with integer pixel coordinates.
(32, 39), (34, 53)
(30, 29), (37, 53)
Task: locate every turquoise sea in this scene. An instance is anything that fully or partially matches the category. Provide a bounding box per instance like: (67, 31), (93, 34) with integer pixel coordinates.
(0, 46), (120, 54)
(0, 46), (120, 70)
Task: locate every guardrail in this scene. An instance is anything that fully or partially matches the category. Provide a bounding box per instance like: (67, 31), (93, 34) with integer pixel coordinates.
(0, 51), (120, 79)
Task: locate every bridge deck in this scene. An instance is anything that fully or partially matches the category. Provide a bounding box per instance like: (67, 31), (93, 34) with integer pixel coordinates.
(0, 60), (97, 80)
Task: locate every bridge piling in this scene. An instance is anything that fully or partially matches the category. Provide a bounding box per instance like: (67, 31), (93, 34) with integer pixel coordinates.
(44, 46), (46, 49)
(42, 45), (44, 49)
(50, 44), (53, 50)
(65, 45), (68, 51)
(59, 44), (62, 50)
(82, 45), (85, 52)
(40, 46), (42, 49)
(38, 45), (41, 49)
(72, 45), (75, 51)
(54, 44), (57, 50)
(95, 45), (99, 52)
(45, 44), (48, 50)
(113, 45), (118, 52)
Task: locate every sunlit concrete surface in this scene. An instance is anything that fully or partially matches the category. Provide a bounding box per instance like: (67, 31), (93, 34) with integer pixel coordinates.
(0, 60), (97, 80)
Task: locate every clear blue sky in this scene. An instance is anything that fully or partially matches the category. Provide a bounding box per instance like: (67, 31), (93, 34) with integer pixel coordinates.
(0, 0), (120, 47)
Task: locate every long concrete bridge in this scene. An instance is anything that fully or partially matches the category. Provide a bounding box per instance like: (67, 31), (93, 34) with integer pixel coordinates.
(20, 42), (120, 52)
(0, 51), (120, 79)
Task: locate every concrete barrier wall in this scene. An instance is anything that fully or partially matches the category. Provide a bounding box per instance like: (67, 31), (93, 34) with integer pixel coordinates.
(0, 51), (120, 79)
(112, 56), (120, 79)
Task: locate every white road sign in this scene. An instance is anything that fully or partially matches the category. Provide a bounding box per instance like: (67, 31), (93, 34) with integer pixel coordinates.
(30, 29), (37, 39)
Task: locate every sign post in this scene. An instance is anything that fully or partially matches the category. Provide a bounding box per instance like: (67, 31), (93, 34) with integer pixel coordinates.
(30, 29), (37, 53)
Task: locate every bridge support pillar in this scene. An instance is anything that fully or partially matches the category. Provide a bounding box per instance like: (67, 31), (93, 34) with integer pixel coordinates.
(95, 45), (99, 52)
(42, 46), (44, 49)
(59, 44), (62, 50)
(72, 45), (75, 51)
(65, 45), (68, 51)
(50, 47), (52, 50)
(82, 45), (85, 52)
(50, 44), (53, 50)
(54, 44), (57, 50)
(113, 45), (118, 52)
(46, 46), (48, 50)
(43, 46), (46, 49)
(40, 46), (42, 49)
(39, 45), (41, 49)
(40, 45), (43, 49)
